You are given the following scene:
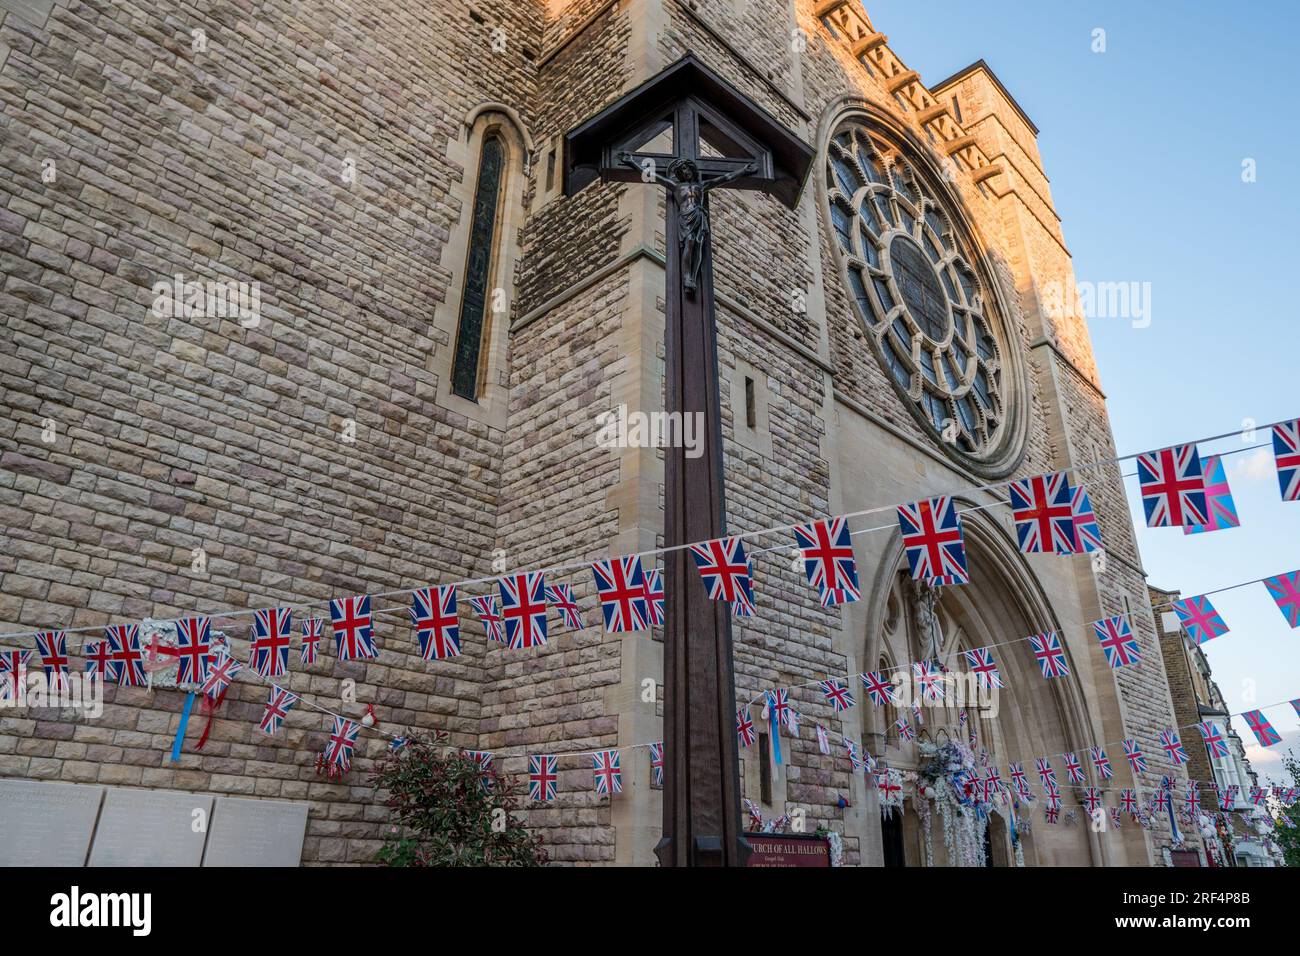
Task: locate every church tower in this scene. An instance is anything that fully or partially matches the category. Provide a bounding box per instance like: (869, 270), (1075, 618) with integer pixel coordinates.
(500, 0), (1187, 864)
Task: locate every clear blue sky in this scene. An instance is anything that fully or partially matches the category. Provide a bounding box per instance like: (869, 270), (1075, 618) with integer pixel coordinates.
(864, 0), (1300, 782)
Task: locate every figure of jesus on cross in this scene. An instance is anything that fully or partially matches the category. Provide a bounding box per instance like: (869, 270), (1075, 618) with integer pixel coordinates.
(616, 152), (757, 294)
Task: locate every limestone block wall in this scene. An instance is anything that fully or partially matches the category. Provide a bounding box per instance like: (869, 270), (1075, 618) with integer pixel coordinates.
(0, 0), (541, 864)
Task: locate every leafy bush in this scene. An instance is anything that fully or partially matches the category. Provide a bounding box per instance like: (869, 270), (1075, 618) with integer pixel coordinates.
(369, 734), (547, 867)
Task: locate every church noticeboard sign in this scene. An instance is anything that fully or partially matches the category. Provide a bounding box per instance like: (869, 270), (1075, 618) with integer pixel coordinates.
(743, 833), (831, 867)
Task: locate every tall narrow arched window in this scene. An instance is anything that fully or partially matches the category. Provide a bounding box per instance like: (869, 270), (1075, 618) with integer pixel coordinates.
(451, 135), (506, 400)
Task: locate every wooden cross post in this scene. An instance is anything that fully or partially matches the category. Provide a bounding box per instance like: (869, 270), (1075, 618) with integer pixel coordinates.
(566, 56), (813, 867)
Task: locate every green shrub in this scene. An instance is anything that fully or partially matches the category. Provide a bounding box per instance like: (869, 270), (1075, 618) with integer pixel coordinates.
(370, 734), (547, 867)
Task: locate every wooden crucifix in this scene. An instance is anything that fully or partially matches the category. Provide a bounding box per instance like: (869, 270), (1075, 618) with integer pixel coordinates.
(566, 55), (813, 867)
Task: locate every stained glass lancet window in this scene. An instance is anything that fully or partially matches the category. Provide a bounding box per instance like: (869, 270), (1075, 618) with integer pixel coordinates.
(451, 135), (505, 400)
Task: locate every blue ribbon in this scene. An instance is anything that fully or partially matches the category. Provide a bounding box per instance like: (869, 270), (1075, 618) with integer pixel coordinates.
(767, 692), (783, 766)
(170, 691), (195, 762)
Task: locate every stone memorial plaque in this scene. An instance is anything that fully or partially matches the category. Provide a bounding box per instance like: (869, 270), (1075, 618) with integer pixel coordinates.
(0, 779), (104, 866)
(202, 797), (308, 867)
(88, 788), (212, 867)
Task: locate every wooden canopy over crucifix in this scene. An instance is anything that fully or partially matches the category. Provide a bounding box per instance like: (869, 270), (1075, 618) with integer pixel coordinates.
(566, 55), (814, 867)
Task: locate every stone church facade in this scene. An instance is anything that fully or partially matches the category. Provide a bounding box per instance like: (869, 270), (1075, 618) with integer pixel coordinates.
(0, 0), (1186, 865)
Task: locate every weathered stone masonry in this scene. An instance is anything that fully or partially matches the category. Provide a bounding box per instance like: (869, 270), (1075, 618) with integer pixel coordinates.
(1, 0), (1184, 865)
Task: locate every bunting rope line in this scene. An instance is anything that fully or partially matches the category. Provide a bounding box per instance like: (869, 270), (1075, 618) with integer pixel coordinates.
(739, 691), (1298, 790)
(6, 558), (1293, 765)
(0, 415), (1289, 645)
(3, 412), (1297, 803)
(737, 559), (1300, 714)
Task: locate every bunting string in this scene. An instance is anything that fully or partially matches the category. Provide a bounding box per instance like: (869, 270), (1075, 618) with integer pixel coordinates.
(2, 413), (1298, 819)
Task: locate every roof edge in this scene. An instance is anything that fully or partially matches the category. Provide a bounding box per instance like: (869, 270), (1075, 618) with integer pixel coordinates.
(930, 58), (1039, 136)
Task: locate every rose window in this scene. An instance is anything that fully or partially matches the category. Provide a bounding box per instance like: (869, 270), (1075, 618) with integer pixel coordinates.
(826, 124), (1007, 456)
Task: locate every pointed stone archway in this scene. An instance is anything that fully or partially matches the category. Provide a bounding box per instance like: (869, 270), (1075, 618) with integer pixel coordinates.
(860, 505), (1110, 866)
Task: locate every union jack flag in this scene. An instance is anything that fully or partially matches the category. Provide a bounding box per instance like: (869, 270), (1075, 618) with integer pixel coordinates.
(1197, 720), (1228, 758)
(1028, 630), (1070, 679)
(732, 561), (757, 617)
(300, 617), (322, 665)
(1036, 757), (1057, 789)
(737, 707), (756, 747)
(1121, 788), (1138, 817)
(1010, 471), (1077, 554)
(34, 630), (70, 691)
(528, 755), (558, 801)
(106, 623), (146, 686)
(860, 670), (898, 706)
(173, 617), (213, 685)
(893, 716), (914, 741)
(1273, 418), (1300, 502)
(250, 607), (293, 678)
(200, 650), (241, 698)
(1171, 594), (1229, 645)
(470, 594), (506, 644)
(1045, 804), (1060, 824)
(1123, 738), (1147, 773)
(1248, 786), (1267, 807)
(897, 497), (968, 585)
(689, 536), (754, 612)
(1045, 781), (1061, 806)
(1136, 444), (1207, 528)
(258, 685), (298, 735)
(984, 767), (1004, 803)
(1220, 785), (1238, 812)
(409, 586), (460, 661)
(1109, 807), (1123, 829)
(1160, 729), (1188, 765)
(1082, 787), (1102, 815)
(792, 517), (860, 606)
(1063, 751), (1085, 784)
(962, 647), (1004, 689)
(819, 678), (855, 711)
(323, 717), (359, 773)
(1243, 709), (1281, 747)
(1263, 570), (1300, 628)
(1009, 763), (1033, 800)
(0, 649), (30, 700)
(816, 724), (830, 755)
(545, 583), (583, 630)
(83, 640), (116, 682)
(591, 556), (650, 632)
(643, 568), (665, 626)
(330, 594), (378, 661)
(498, 572), (548, 649)
(1070, 484), (1104, 553)
(913, 659), (945, 703)
(592, 749), (622, 795)
(767, 688), (791, 728)
(843, 736), (863, 771)
(744, 798), (765, 829)
(1151, 788), (1170, 813)
(1093, 614), (1141, 669)
(649, 742), (664, 786)
(1089, 745), (1114, 780)
(464, 750), (493, 789)
(1184, 454), (1238, 535)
